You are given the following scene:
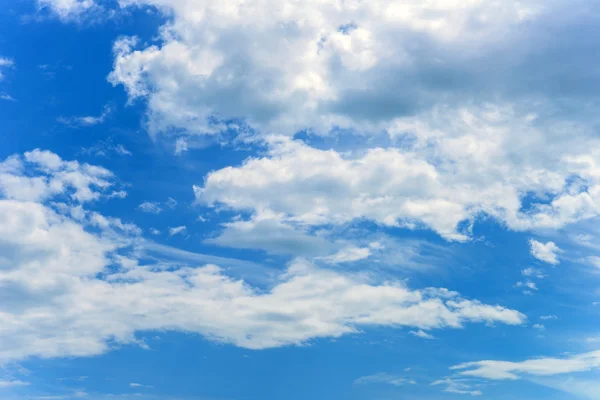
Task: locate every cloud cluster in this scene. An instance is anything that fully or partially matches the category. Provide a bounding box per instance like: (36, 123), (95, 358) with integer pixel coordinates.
(196, 122), (600, 240)
(104, 0), (549, 137)
(0, 150), (526, 363)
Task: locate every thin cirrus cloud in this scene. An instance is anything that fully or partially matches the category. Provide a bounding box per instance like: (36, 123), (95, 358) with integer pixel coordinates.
(451, 350), (600, 380)
(0, 150), (527, 364)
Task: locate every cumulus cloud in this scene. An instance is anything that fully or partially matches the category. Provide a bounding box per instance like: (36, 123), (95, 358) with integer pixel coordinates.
(0, 150), (527, 364)
(529, 239), (561, 265)
(37, 0), (100, 22)
(106, 0), (547, 137)
(196, 127), (600, 241)
(0, 149), (119, 203)
(452, 350), (600, 380)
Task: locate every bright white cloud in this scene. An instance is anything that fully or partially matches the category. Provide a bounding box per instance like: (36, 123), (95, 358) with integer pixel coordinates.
(452, 350), (600, 380)
(0, 150), (527, 363)
(197, 127), (600, 241)
(106, 0), (542, 137)
(409, 330), (435, 340)
(0, 149), (118, 203)
(529, 239), (561, 265)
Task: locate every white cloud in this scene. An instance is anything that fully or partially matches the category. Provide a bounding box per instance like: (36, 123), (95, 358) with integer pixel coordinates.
(37, 0), (99, 22)
(515, 281), (538, 291)
(532, 324), (545, 331)
(0, 380), (30, 388)
(318, 247), (371, 264)
(207, 211), (334, 257)
(431, 378), (482, 396)
(354, 373), (415, 387)
(57, 105), (112, 127)
(409, 330), (435, 340)
(80, 140), (132, 157)
(0, 149), (117, 203)
(0, 57), (14, 81)
(540, 315), (558, 320)
(529, 239), (561, 265)
(138, 202), (162, 214)
(106, 0), (541, 137)
(168, 225), (186, 236)
(0, 151), (526, 363)
(522, 268), (545, 279)
(197, 127), (600, 241)
(0, 94), (15, 101)
(452, 350), (600, 380)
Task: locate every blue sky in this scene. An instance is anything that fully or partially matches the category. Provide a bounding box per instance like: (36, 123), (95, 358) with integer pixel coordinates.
(2, 1), (600, 399)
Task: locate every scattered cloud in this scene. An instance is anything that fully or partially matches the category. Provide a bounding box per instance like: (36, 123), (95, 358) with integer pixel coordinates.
(529, 239), (561, 265)
(431, 378), (482, 396)
(318, 247), (371, 264)
(532, 324), (545, 331)
(168, 225), (187, 236)
(138, 202), (162, 214)
(0, 57), (14, 80)
(354, 373), (416, 387)
(0, 380), (30, 388)
(540, 315), (558, 321)
(409, 330), (435, 340)
(58, 105), (112, 127)
(165, 197), (177, 209)
(0, 151), (526, 363)
(522, 268), (545, 279)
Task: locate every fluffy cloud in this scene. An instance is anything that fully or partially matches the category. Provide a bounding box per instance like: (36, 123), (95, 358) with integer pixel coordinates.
(0, 149), (119, 203)
(0, 150), (526, 363)
(37, 0), (100, 22)
(105, 0), (550, 138)
(196, 123), (600, 240)
(529, 239), (561, 265)
(452, 350), (600, 380)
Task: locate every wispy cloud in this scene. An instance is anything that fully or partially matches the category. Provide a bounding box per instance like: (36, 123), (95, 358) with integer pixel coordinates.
(58, 105), (112, 127)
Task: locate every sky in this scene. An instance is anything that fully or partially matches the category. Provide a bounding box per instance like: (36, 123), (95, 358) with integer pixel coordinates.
(2, 0), (600, 399)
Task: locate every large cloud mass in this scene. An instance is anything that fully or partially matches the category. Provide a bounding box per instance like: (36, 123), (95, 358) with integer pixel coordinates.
(0, 151), (525, 363)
